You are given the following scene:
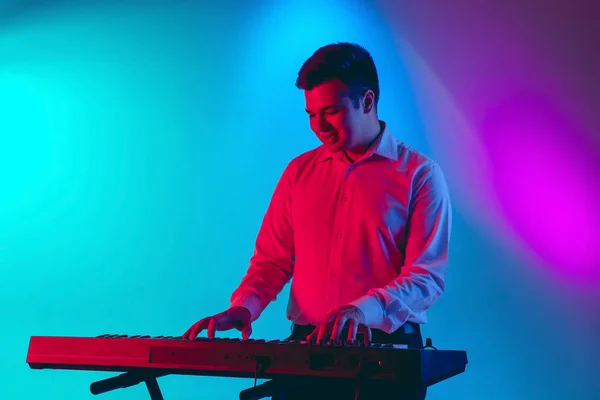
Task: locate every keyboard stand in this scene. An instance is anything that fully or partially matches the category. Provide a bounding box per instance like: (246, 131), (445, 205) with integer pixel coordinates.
(239, 378), (313, 400)
(239, 379), (277, 400)
(90, 372), (167, 400)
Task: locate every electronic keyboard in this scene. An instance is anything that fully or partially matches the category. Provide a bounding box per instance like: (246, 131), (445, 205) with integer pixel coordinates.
(26, 334), (468, 399)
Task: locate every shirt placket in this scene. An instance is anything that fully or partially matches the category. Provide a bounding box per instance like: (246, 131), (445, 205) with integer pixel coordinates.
(325, 164), (355, 308)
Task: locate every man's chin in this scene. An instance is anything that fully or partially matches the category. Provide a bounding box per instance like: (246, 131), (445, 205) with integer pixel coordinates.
(323, 141), (345, 152)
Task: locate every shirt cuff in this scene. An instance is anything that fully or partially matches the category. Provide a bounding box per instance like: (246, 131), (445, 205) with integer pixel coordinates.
(349, 293), (385, 329)
(229, 292), (263, 322)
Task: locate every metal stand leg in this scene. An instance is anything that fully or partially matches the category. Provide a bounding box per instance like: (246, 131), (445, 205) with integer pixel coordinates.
(239, 379), (277, 400)
(239, 378), (309, 400)
(145, 377), (165, 400)
(90, 372), (167, 400)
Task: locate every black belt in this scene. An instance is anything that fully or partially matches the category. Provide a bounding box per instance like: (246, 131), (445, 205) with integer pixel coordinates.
(288, 321), (422, 347)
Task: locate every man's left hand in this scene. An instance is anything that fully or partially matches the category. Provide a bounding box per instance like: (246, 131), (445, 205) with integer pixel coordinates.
(307, 305), (372, 344)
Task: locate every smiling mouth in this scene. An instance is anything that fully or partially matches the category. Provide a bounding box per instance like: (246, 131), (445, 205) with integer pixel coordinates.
(322, 133), (339, 144)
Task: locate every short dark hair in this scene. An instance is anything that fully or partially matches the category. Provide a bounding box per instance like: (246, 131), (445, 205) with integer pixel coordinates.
(295, 42), (380, 109)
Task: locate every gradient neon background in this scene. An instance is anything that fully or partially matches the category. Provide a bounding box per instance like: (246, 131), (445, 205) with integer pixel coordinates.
(2, 0), (599, 399)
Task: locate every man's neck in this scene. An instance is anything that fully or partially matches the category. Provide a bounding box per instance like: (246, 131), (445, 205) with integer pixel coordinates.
(344, 120), (384, 163)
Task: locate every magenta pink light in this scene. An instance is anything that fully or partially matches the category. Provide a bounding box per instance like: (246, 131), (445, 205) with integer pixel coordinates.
(480, 92), (600, 282)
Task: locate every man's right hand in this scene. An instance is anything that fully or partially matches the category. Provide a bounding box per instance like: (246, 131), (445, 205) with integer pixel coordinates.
(182, 306), (253, 340)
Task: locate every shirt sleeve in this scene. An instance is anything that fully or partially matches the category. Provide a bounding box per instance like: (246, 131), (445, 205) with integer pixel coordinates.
(349, 162), (451, 333)
(228, 163), (296, 321)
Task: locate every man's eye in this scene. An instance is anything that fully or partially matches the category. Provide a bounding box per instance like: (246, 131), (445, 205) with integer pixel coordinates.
(325, 110), (339, 115)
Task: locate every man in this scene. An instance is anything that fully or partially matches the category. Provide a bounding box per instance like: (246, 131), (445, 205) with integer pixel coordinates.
(183, 42), (451, 399)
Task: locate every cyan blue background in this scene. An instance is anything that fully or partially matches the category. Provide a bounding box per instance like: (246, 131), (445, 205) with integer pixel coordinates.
(2, 0), (598, 399)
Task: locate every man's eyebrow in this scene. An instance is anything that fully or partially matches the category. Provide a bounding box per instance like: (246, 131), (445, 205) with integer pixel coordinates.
(305, 105), (340, 113)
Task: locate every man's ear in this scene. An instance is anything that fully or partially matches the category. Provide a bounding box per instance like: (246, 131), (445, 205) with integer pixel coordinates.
(363, 91), (375, 113)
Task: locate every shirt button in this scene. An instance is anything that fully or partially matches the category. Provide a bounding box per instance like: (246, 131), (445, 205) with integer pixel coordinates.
(336, 233), (342, 239)
(342, 196), (348, 202)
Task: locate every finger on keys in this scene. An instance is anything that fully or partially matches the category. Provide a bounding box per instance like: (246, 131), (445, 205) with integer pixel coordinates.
(182, 322), (194, 339)
(207, 317), (217, 339)
(330, 315), (347, 342)
(305, 327), (319, 342)
(182, 326), (193, 339)
(347, 319), (358, 342)
(316, 321), (332, 343)
(197, 318), (211, 338)
(198, 321), (209, 338)
(359, 324), (372, 345)
(242, 323), (252, 340)
(183, 318), (206, 339)
(315, 324), (325, 343)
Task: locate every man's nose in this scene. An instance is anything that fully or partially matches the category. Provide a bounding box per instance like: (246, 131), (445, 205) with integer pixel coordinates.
(312, 115), (331, 131)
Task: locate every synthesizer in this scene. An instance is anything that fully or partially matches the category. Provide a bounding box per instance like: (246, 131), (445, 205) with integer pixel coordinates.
(26, 334), (468, 399)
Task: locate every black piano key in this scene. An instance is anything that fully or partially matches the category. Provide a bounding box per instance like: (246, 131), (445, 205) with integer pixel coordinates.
(140, 335), (151, 338)
(161, 336), (173, 339)
(116, 334), (128, 338)
(129, 335), (141, 338)
(107, 334), (121, 338)
(96, 334), (111, 337)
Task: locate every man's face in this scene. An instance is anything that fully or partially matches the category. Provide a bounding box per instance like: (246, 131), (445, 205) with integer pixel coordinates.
(304, 79), (364, 153)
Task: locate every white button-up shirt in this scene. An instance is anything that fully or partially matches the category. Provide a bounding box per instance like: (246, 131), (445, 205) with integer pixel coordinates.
(230, 121), (451, 333)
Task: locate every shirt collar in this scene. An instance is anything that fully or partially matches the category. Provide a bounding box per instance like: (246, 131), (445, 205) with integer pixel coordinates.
(316, 120), (398, 163)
